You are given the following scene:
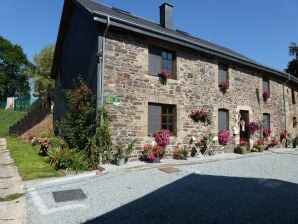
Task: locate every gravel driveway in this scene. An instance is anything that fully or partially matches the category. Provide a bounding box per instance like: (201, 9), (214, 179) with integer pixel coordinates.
(26, 150), (298, 224)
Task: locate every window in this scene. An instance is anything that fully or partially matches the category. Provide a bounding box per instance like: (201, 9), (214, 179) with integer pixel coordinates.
(218, 63), (228, 84)
(292, 89), (296, 104)
(218, 109), (229, 131)
(148, 103), (176, 135)
(148, 45), (175, 77)
(294, 117), (297, 128)
(262, 113), (270, 130)
(262, 76), (270, 92)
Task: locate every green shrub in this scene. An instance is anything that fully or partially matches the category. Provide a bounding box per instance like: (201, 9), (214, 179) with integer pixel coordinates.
(58, 78), (113, 167)
(234, 146), (247, 154)
(173, 147), (188, 160)
(251, 147), (259, 152)
(47, 148), (89, 171)
(33, 136), (67, 156)
(293, 136), (298, 148)
(258, 145), (265, 152)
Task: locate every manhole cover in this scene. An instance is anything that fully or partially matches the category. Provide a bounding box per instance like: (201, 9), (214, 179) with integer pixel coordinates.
(52, 189), (86, 203)
(159, 167), (181, 173)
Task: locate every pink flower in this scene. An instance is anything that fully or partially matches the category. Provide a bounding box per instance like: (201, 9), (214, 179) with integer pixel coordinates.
(218, 130), (230, 145)
(153, 129), (170, 147)
(263, 91), (271, 101)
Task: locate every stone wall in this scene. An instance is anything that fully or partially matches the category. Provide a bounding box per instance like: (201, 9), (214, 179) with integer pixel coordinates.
(103, 29), (298, 157)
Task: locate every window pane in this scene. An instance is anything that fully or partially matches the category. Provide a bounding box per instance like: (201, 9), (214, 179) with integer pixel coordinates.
(148, 105), (161, 134)
(148, 103), (176, 134)
(161, 51), (173, 76)
(262, 113), (270, 130)
(218, 109), (229, 131)
(148, 46), (161, 76)
(218, 63), (228, 83)
(263, 77), (270, 92)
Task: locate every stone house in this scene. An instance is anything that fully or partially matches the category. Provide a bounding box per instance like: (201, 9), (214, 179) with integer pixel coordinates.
(51, 0), (298, 156)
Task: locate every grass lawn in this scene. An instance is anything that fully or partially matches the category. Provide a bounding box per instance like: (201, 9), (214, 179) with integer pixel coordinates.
(0, 109), (26, 137)
(6, 137), (61, 180)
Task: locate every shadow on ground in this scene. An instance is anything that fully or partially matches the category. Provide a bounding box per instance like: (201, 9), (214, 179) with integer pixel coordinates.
(85, 174), (298, 224)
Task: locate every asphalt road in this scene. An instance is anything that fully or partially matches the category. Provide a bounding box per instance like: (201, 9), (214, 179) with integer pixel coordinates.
(26, 150), (298, 224)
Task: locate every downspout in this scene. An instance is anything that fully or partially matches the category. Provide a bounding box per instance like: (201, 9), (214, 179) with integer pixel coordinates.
(96, 16), (110, 124)
(282, 73), (291, 131)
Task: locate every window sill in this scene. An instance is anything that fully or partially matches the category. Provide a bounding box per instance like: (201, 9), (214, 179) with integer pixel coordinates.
(147, 73), (177, 81)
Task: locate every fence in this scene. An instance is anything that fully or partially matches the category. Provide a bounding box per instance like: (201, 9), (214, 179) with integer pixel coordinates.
(0, 100), (6, 109)
(0, 96), (37, 111)
(14, 96), (32, 111)
(9, 100), (51, 136)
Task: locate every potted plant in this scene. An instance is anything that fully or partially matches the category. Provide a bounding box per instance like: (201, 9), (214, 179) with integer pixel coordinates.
(189, 109), (211, 124)
(293, 136), (298, 148)
(158, 69), (169, 85)
(267, 138), (278, 149)
(247, 122), (260, 135)
(114, 146), (126, 166)
(219, 81), (229, 93)
(189, 110), (201, 122)
(234, 145), (247, 154)
(142, 144), (165, 163)
(218, 130), (230, 145)
(173, 147), (188, 160)
(263, 91), (271, 101)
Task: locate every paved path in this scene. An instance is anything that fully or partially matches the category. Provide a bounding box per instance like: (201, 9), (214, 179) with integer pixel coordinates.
(0, 138), (27, 224)
(26, 149), (298, 224)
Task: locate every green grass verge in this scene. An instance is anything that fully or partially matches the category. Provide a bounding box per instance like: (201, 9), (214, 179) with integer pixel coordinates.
(0, 193), (24, 202)
(6, 137), (61, 180)
(0, 109), (26, 137)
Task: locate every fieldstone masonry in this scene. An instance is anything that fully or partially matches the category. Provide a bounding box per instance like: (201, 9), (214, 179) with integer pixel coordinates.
(103, 30), (298, 157)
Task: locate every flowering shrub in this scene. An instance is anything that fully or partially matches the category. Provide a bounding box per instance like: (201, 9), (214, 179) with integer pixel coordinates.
(252, 139), (265, 152)
(158, 69), (169, 85)
(59, 77), (113, 166)
(189, 109), (211, 124)
(239, 140), (248, 146)
(219, 81), (229, 93)
(263, 91), (271, 101)
(257, 139), (264, 146)
(268, 139), (278, 148)
(280, 130), (288, 141)
(143, 144), (165, 160)
(153, 129), (170, 148)
(234, 145), (247, 154)
(247, 122), (260, 135)
(218, 130), (230, 145)
(173, 147), (188, 160)
(32, 137), (51, 155)
(263, 129), (271, 138)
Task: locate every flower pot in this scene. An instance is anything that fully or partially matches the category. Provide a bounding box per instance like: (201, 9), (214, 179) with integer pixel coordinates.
(116, 158), (126, 166)
(153, 156), (160, 163)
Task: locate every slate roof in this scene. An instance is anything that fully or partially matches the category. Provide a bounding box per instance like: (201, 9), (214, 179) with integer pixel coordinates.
(53, 0), (298, 83)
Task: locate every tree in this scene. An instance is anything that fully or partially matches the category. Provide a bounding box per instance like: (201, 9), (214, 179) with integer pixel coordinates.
(286, 42), (298, 78)
(28, 45), (55, 98)
(0, 36), (30, 100)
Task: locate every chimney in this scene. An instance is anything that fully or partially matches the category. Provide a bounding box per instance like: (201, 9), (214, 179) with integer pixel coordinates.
(159, 3), (174, 29)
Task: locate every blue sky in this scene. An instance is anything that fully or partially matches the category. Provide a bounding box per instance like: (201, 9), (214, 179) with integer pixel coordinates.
(1, 0), (297, 71)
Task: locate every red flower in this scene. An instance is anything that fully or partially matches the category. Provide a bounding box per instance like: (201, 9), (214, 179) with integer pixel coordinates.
(263, 129), (271, 138)
(263, 91), (271, 101)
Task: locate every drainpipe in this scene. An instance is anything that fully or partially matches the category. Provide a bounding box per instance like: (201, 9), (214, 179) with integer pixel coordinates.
(95, 16), (110, 124)
(282, 73), (291, 131)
